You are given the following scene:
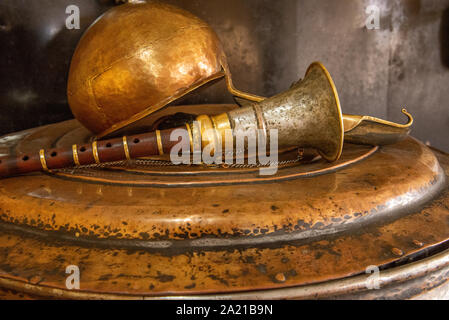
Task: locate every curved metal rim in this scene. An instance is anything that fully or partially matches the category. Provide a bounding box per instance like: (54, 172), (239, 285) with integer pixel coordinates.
(344, 109), (414, 132)
(305, 61), (344, 162)
(95, 71), (226, 139)
(1, 242), (448, 300)
(0, 151), (444, 251)
(48, 146), (378, 188)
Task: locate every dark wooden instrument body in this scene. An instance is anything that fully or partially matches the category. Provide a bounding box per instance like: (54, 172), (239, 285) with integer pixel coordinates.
(0, 128), (180, 177)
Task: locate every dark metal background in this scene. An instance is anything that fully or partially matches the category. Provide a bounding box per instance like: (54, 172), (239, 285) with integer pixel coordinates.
(0, 0), (448, 150)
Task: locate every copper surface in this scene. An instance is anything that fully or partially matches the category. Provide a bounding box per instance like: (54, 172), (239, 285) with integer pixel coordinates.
(0, 112), (448, 298)
(67, 2), (226, 137)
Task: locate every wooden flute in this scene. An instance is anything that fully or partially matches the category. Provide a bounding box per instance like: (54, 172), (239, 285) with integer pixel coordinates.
(0, 127), (186, 178)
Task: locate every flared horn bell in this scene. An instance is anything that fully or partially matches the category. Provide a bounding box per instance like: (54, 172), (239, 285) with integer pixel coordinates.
(224, 61), (344, 161)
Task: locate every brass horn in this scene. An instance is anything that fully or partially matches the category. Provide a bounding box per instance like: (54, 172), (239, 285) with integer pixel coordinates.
(234, 70), (414, 147)
(195, 61), (344, 162)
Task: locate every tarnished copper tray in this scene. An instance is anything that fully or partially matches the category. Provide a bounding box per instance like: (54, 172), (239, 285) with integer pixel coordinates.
(0, 105), (448, 299)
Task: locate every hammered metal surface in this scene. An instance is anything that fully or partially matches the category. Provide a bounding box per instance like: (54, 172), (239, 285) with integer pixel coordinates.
(0, 119), (448, 298)
(67, 2), (225, 136)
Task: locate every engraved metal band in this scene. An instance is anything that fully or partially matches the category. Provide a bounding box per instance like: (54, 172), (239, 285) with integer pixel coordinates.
(92, 141), (100, 164)
(185, 123), (194, 152)
(191, 121), (202, 154)
(156, 130), (164, 155)
(39, 149), (49, 171)
(252, 104), (267, 146)
(210, 113), (232, 151)
(72, 144), (81, 166)
(209, 117), (222, 154)
(123, 136), (131, 160)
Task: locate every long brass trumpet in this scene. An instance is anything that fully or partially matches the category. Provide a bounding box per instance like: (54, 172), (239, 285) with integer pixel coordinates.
(0, 62), (412, 178)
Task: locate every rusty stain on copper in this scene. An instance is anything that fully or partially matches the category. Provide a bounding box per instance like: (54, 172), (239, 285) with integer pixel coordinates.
(413, 240), (424, 247)
(275, 273), (286, 283)
(392, 248), (404, 256)
(28, 276), (42, 285)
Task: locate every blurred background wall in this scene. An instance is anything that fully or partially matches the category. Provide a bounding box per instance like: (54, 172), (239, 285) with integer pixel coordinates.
(0, 0), (448, 150)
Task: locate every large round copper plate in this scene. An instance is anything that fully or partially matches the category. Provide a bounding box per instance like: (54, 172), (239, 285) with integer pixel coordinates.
(0, 106), (448, 299)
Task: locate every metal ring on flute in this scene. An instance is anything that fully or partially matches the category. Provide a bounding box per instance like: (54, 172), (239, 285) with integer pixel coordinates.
(39, 149), (49, 171)
(123, 136), (131, 161)
(156, 130), (164, 155)
(92, 141), (101, 164)
(72, 144), (81, 166)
